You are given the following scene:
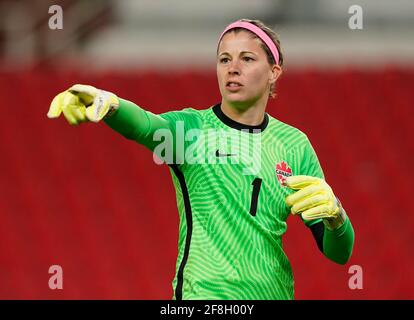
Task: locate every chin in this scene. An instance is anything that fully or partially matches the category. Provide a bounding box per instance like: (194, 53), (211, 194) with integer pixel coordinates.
(225, 92), (248, 102)
(225, 94), (259, 108)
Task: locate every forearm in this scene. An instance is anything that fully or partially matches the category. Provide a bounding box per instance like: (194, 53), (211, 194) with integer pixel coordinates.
(104, 98), (170, 151)
(322, 211), (355, 264)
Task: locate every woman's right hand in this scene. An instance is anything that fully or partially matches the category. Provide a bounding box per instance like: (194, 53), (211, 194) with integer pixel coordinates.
(47, 84), (119, 125)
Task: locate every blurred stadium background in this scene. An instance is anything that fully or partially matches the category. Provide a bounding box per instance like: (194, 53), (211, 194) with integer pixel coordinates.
(0, 0), (413, 299)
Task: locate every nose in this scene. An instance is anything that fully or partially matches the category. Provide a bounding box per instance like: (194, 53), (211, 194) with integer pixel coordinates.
(228, 59), (241, 75)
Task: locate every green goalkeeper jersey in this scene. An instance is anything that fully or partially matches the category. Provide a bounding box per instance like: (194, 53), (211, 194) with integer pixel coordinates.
(105, 99), (326, 300)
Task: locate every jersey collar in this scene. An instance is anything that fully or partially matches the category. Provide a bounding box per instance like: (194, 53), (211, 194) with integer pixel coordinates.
(212, 103), (269, 132)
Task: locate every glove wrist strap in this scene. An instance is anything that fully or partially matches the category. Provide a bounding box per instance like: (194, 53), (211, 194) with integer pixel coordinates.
(101, 90), (120, 120)
(323, 198), (346, 230)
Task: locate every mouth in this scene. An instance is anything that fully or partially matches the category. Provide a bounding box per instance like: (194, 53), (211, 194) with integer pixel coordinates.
(225, 81), (243, 91)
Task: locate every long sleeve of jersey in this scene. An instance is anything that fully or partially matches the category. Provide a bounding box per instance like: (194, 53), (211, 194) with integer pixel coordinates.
(103, 98), (171, 152)
(323, 213), (355, 264)
(103, 98), (200, 164)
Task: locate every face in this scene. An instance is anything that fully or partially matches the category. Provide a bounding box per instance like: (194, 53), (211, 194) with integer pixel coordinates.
(217, 30), (281, 109)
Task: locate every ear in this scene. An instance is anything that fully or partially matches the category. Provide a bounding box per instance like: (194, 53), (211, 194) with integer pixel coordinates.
(269, 64), (282, 85)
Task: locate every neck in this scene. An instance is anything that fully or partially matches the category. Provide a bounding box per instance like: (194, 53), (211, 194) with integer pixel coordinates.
(220, 99), (267, 126)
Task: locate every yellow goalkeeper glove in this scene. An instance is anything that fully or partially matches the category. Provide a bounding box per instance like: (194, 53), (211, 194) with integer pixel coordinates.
(47, 84), (119, 125)
(285, 175), (345, 229)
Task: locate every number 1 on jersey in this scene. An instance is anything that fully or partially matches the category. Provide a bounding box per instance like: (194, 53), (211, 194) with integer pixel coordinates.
(250, 178), (262, 216)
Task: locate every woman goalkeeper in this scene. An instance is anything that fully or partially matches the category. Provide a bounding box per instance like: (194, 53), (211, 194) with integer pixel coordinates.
(47, 19), (355, 300)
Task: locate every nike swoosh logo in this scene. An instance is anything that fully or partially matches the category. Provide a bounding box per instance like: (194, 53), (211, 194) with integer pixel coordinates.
(215, 150), (236, 157)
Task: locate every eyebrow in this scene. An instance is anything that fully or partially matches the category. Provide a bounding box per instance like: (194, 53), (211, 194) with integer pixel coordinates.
(218, 51), (257, 57)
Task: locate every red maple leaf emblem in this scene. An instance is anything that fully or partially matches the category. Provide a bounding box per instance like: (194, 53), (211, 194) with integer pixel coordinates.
(275, 161), (292, 186)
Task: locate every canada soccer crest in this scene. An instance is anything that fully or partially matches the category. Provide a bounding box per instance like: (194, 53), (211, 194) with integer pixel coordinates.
(275, 161), (292, 186)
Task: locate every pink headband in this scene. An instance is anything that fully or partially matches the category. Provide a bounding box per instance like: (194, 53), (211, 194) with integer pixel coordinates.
(218, 20), (279, 65)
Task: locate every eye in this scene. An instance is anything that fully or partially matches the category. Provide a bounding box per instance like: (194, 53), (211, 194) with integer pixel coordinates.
(219, 57), (230, 63)
(243, 56), (254, 62)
